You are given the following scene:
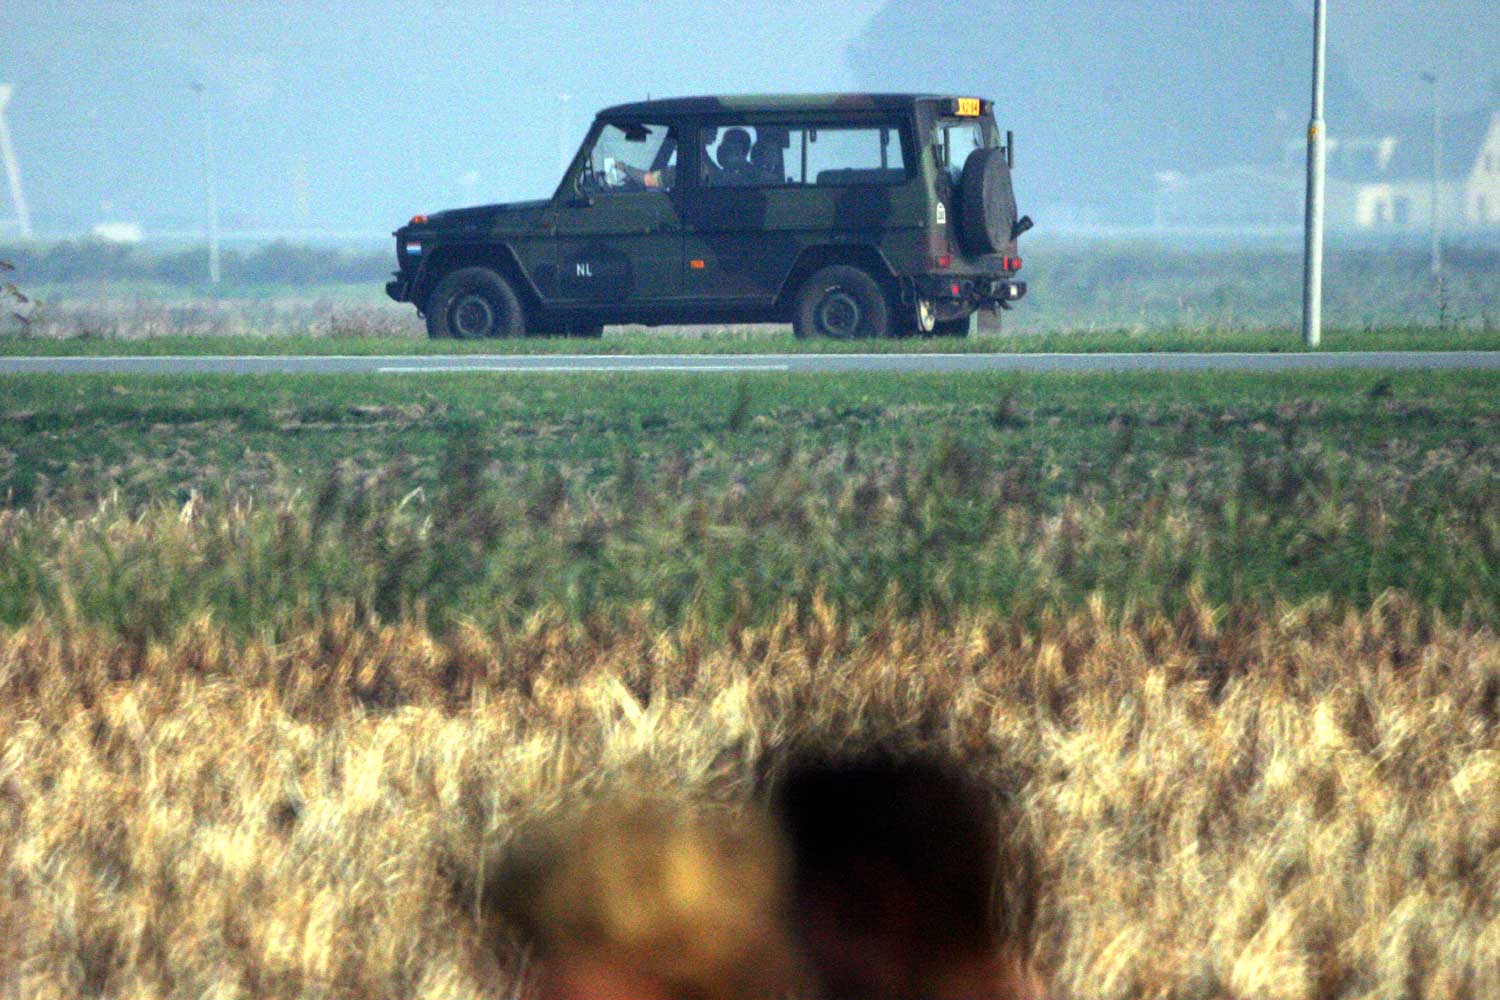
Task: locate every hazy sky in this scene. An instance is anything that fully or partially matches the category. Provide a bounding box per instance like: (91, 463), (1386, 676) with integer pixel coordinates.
(5, 1), (884, 234)
(1293, 0), (1498, 110)
(3, 1), (1494, 236)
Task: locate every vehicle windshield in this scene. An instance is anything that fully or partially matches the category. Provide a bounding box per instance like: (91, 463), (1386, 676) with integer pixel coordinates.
(580, 122), (678, 192)
(934, 118), (998, 185)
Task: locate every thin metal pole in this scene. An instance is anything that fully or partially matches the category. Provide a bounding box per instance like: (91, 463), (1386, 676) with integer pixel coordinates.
(1301, 0), (1327, 348)
(192, 83), (221, 285)
(1426, 74), (1442, 278)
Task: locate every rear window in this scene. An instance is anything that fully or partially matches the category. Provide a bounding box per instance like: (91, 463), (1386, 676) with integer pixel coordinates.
(933, 117), (999, 185)
(700, 124), (909, 188)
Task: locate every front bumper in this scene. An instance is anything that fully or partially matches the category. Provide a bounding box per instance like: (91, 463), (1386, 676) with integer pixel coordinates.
(386, 273), (413, 304)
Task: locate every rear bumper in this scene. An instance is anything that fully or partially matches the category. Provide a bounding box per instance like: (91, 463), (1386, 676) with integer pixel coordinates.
(913, 273), (1026, 306)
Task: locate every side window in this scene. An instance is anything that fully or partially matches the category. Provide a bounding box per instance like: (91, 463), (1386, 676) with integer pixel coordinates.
(801, 126), (907, 186)
(701, 123), (908, 188)
(581, 122), (678, 193)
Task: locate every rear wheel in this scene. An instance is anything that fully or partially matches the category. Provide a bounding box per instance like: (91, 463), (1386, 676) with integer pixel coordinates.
(933, 313), (978, 337)
(426, 267), (525, 339)
(914, 298), (936, 335)
(792, 265), (892, 340)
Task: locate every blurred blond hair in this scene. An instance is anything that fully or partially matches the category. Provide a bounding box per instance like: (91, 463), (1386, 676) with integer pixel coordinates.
(489, 793), (795, 1000)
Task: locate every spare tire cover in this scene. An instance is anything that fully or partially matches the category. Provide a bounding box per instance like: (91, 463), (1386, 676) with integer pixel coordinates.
(956, 147), (1017, 257)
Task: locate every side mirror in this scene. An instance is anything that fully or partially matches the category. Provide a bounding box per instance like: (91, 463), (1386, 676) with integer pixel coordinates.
(1011, 215), (1034, 239)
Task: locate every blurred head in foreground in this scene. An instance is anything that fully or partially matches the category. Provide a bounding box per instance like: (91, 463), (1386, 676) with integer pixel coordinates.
(772, 753), (1046, 1000)
(491, 794), (794, 1000)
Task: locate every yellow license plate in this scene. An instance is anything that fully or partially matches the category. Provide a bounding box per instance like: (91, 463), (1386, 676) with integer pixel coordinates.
(954, 97), (982, 116)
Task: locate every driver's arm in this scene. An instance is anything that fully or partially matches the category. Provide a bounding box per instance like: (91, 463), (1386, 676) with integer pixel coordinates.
(616, 162), (673, 189)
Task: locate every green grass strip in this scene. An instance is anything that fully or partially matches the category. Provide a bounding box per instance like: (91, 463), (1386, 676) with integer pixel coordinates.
(3, 326), (1500, 357)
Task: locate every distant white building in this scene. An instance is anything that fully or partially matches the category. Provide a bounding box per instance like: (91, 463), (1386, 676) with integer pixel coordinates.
(1156, 107), (1500, 232)
(91, 221), (144, 243)
(1462, 112), (1500, 226)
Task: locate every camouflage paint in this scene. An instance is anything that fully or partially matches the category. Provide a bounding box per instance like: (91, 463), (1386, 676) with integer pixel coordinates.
(388, 94), (1025, 329)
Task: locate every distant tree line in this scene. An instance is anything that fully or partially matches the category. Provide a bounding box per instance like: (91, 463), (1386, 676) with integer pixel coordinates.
(0, 240), (389, 287)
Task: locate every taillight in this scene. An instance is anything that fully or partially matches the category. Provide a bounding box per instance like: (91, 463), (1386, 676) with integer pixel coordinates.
(923, 228), (951, 270)
(1002, 256), (1023, 271)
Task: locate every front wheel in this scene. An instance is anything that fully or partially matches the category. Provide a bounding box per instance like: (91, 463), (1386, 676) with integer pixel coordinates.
(426, 267), (526, 339)
(536, 318), (604, 338)
(792, 265), (892, 340)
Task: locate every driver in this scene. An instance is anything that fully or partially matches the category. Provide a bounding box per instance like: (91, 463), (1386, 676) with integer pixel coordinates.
(596, 127), (679, 190)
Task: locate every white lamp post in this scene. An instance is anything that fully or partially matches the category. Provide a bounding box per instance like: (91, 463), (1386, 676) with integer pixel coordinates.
(1301, 0), (1328, 348)
(190, 82), (221, 285)
(1420, 72), (1442, 279)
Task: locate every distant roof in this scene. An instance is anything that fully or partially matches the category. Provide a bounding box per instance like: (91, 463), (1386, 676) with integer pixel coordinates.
(1328, 107), (1499, 181)
(596, 93), (959, 118)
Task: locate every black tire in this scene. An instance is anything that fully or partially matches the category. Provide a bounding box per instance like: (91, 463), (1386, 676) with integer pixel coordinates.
(933, 313), (977, 338)
(531, 316), (604, 338)
(956, 148), (1018, 257)
(425, 267), (525, 339)
(792, 265), (892, 340)
(898, 298), (936, 338)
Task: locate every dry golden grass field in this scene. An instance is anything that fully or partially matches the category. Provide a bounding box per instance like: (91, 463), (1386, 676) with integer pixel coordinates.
(5, 597), (1500, 999)
(4, 370), (1500, 999)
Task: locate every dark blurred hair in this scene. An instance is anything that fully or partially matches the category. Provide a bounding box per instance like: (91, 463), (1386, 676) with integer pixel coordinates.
(775, 752), (1001, 954)
(771, 750), (1045, 1000)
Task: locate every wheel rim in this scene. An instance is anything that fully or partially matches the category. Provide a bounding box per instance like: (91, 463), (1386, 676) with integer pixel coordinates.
(816, 289), (861, 339)
(452, 294), (495, 338)
(916, 299), (935, 333)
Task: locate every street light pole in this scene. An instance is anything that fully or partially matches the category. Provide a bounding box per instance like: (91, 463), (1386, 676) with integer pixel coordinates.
(1421, 72), (1442, 278)
(1301, 0), (1328, 348)
(191, 82), (221, 285)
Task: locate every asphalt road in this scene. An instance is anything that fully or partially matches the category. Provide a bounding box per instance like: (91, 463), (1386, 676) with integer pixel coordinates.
(3, 352), (1500, 376)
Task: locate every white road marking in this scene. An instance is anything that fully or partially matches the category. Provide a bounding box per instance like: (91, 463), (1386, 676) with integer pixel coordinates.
(376, 362), (791, 374)
(5, 352), (1500, 375)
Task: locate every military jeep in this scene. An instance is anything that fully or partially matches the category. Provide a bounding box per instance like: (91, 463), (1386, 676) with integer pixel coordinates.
(387, 93), (1030, 339)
